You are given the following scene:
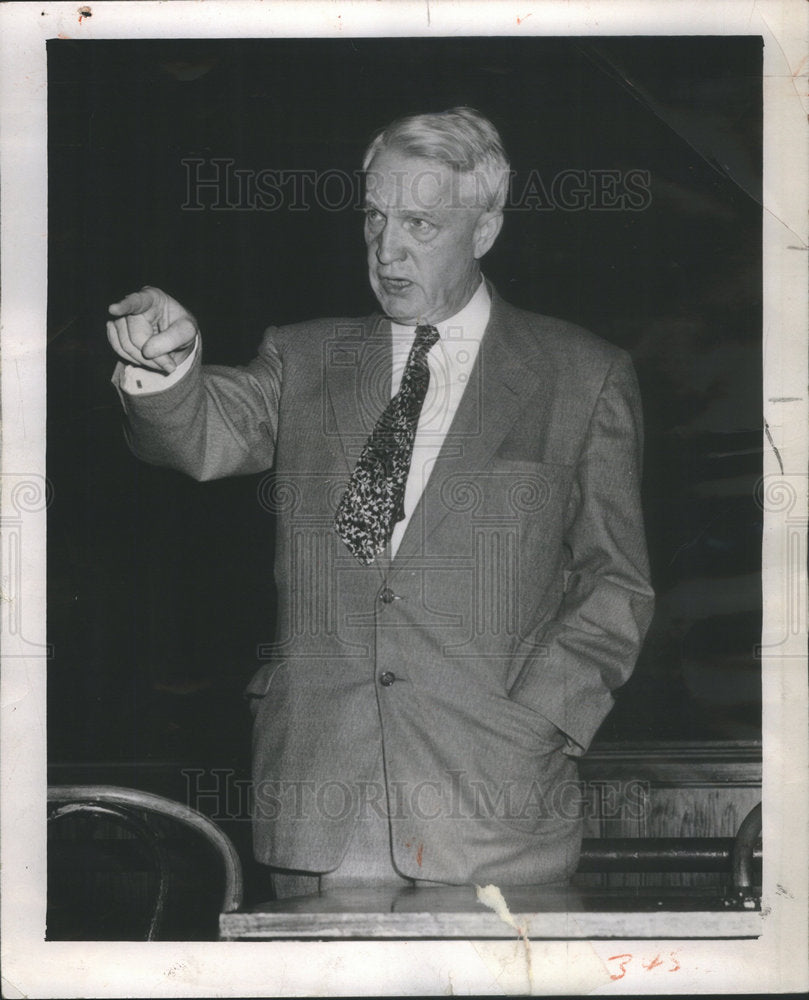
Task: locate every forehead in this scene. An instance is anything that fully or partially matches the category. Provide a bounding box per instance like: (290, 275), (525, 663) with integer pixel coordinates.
(364, 148), (474, 212)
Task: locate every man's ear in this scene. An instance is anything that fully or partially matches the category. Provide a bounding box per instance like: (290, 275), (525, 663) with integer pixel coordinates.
(472, 210), (504, 260)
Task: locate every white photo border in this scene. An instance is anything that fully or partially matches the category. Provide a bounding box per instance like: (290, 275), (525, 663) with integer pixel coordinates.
(1, 1), (807, 996)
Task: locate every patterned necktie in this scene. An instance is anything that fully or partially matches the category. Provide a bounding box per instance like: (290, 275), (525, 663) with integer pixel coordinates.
(334, 324), (440, 564)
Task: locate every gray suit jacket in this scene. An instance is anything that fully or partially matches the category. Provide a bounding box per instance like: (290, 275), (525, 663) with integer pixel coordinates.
(115, 289), (654, 885)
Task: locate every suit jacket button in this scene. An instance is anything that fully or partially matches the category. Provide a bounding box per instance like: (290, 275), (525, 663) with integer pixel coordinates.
(379, 587), (396, 604)
(379, 671), (396, 687)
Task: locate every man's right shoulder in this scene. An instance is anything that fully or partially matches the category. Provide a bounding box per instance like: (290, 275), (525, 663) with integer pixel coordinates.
(262, 314), (382, 353)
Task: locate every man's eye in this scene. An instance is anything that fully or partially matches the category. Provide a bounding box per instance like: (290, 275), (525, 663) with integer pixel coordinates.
(364, 209), (383, 224)
(406, 218), (436, 236)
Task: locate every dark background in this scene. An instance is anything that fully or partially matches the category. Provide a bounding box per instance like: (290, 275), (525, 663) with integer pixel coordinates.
(47, 36), (763, 775)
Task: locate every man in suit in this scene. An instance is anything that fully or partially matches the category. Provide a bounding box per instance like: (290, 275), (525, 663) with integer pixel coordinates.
(107, 107), (654, 895)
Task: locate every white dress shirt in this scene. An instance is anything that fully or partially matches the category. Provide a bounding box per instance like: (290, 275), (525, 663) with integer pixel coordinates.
(388, 280), (490, 555)
(118, 280), (492, 558)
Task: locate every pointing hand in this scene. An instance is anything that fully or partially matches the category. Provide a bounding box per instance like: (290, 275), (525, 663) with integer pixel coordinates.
(107, 286), (198, 373)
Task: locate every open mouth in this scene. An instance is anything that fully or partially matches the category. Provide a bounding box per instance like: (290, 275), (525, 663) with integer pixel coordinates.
(379, 277), (413, 293)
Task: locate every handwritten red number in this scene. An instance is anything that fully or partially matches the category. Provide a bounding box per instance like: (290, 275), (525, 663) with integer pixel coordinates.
(608, 954), (632, 981)
(608, 951), (680, 980)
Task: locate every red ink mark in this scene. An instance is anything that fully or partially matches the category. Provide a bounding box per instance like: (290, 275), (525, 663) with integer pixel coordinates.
(404, 840), (411, 848)
(416, 842), (424, 867)
(516, 13), (532, 25)
(78, 5), (92, 23)
(58, 32), (71, 39)
(607, 954), (632, 981)
(608, 951), (681, 979)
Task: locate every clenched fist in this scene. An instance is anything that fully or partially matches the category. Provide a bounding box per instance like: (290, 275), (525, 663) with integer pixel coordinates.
(107, 286), (198, 373)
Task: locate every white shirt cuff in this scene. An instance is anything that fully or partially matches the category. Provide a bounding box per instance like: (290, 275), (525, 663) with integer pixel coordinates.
(119, 337), (199, 395)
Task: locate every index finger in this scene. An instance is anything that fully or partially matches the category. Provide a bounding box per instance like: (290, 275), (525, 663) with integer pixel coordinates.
(108, 289), (158, 318)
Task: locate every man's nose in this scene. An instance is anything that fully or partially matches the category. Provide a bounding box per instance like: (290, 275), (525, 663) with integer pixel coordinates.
(375, 221), (406, 264)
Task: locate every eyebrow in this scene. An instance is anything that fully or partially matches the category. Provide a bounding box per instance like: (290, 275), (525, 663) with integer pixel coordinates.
(362, 199), (440, 220)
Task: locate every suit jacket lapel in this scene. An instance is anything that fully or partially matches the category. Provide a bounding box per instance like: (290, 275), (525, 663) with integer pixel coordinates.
(390, 293), (549, 572)
(325, 313), (391, 477)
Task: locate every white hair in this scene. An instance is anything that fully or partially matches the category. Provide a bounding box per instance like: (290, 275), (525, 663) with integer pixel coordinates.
(362, 107), (510, 212)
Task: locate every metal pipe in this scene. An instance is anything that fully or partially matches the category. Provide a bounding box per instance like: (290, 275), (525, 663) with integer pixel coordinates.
(578, 837), (762, 873)
(731, 802), (762, 889)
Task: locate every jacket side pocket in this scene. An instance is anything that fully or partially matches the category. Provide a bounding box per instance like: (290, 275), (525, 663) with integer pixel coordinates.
(244, 661), (285, 715)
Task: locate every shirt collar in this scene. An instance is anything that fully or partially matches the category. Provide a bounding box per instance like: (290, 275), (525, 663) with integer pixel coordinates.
(390, 279), (491, 344)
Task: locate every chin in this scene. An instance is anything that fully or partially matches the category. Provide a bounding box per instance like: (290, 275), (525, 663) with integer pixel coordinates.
(377, 295), (421, 325)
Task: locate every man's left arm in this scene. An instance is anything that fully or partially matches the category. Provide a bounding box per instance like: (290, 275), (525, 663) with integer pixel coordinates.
(508, 352), (655, 754)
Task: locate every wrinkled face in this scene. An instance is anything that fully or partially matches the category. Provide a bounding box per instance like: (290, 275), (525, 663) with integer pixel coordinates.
(364, 148), (502, 325)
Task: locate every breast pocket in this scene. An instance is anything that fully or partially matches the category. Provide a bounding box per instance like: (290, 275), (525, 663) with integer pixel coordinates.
(438, 459), (574, 523)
